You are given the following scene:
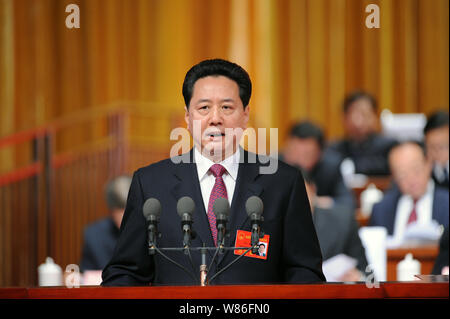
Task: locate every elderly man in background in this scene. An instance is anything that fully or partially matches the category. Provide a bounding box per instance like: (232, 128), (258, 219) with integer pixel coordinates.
(369, 142), (448, 240)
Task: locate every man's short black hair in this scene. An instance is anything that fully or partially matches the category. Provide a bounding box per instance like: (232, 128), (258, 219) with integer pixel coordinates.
(289, 121), (325, 149)
(424, 110), (449, 134)
(343, 90), (377, 113)
(182, 58), (252, 108)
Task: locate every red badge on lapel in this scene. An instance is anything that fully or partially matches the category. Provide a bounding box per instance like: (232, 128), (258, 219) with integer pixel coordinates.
(234, 230), (270, 260)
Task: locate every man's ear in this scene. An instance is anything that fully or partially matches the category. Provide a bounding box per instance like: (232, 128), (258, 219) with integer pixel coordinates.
(243, 105), (250, 129)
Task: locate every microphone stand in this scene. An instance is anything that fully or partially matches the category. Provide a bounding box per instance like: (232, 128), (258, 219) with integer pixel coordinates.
(200, 245), (208, 286)
(153, 245), (259, 286)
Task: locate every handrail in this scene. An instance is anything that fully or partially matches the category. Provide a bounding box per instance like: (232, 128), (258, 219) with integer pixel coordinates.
(0, 162), (42, 187)
(0, 101), (183, 149)
(0, 127), (47, 149)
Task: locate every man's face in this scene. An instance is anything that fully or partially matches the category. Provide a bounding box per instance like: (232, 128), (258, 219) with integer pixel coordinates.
(283, 137), (321, 171)
(185, 75), (249, 161)
(344, 98), (377, 140)
(389, 144), (432, 200)
(259, 245), (265, 254)
(425, 126), (449, 167)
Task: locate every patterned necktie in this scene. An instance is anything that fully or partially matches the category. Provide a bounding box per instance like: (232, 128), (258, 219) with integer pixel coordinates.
(407, 200), (417, 225)
(207, 164), (228, 246)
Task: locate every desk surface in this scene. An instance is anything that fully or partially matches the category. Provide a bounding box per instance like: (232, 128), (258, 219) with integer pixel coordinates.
(0, 282), (447, 299)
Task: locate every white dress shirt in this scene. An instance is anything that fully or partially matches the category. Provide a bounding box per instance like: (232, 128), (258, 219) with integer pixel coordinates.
(194, 147), (240, 214)
(433, 161), (449, 183)
(393, 180), (435, 239)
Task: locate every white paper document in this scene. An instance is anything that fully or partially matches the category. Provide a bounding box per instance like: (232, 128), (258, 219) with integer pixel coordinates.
(322, 254), (358, 282)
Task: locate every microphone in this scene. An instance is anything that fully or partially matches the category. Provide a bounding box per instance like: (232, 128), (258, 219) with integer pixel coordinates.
(213, 197), (230, 249)
(177, 196), (196, 250)
(245, 196), (264, 254)
(143, 198), (161, 255)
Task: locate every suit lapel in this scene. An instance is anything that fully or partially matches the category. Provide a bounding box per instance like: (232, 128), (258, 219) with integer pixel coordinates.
(171, 152), (215, 248)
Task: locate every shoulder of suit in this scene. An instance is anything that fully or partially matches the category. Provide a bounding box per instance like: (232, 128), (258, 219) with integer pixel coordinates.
(135, 155), (190, 175)
(84, 217), (113, 236)
(370, 134), (398, 149)
(372, 186), (401, 213)
(434, 186), (449, 203)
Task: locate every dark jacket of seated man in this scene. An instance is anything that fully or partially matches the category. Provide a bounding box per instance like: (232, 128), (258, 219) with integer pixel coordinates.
(313, 204), (368, 275)
(80, 217), (120, 272)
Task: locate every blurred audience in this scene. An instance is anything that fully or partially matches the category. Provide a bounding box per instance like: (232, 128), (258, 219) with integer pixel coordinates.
(282, 121), (354, 209)
(431, 227), (449, 275)
(80, 175), (132, 273)
(369, 142), (449, 238)
(424, 110), (449, 189)
(303, 170), (368, 281)
(326, 90), (398, 176)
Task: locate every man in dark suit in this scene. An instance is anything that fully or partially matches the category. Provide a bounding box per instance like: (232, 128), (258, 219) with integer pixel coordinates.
(80, 175), (132, 272)
(101, 59), (325, 286)
(424, 110), (449, 189)
(326, 90), (398, 176)
(282, 121), (355, 209)
(302, 170), (368, 281)
(369, 142), (449, 237)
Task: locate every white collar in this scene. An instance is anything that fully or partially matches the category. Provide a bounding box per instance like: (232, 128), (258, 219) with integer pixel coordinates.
(433, 161), (449, 181)
(194, 147), (240, 181)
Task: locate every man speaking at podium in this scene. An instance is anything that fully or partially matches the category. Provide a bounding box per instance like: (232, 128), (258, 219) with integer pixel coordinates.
(101, 59), (325, 286)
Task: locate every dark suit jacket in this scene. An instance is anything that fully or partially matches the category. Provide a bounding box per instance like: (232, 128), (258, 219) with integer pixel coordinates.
(80, 217), (120, 272)
(326, 133), (398, 176)
(101, 149), (325, 286)
(310, 152), (355, 209)
(432, 227), (449, 275)
(369, 184), (449, 235)
(313, 205), (368, 273)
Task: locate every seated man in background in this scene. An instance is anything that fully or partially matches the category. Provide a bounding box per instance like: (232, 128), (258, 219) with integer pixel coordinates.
(282, 121), (354, 209)
(303, 170), (368, 282)
(80, 175), (132, 274)
(424, 110), (449, 189)
(369, 142), (449, 239)
(326, 90), (398, 177)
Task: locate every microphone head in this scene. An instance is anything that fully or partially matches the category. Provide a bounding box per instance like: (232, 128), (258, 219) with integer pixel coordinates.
(213, 197), (230, 219)
(177, 196), (195, 218)
(245, 196), (263, 218)
(143, 198), (161, 221)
